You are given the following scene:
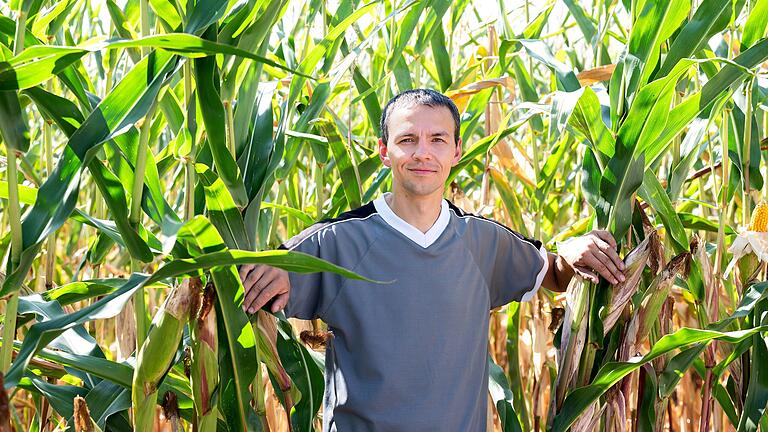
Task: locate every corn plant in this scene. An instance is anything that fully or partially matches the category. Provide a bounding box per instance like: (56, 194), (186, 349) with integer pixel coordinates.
(0, 0), (767, 430)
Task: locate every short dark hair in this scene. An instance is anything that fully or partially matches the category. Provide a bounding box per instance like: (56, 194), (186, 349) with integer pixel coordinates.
(380, 88), (461, 146)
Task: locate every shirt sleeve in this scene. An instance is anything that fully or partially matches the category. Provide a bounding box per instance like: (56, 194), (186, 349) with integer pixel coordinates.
(279, 225), (347, 320)
(486, 223), (549, 308)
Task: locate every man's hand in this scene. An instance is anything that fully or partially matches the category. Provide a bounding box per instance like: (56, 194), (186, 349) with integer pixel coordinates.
(239, 264), (291, 313)
(558, 230), (625, 285)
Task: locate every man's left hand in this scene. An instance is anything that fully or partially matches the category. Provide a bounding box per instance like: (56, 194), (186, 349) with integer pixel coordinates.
(558, 230), (625, 285)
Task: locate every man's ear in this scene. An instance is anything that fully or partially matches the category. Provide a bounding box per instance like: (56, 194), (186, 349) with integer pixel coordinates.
(452, 138), (463, 166)
(378, 138), (391, 168)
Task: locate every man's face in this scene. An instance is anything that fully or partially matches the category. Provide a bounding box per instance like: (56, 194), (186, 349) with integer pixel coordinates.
(378, 104), (462, 198)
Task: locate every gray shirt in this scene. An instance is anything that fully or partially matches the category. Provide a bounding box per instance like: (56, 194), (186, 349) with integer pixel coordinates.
(283, 194), (548, 431)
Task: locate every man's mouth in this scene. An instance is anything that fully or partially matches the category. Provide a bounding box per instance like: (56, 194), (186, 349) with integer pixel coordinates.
(407, 167), (437, 174)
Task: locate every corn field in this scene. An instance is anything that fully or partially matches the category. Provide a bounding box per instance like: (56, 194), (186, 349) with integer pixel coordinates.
(0, 0), (767, 430)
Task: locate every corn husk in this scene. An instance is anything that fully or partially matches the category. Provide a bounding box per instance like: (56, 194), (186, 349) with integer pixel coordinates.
(73, 395), (100, 432)
(725, 201), (768, 280)
(602, 231), (659, 336)
(132, 278), (199, 431)
(255, 310), (300, 424)
(554, 278), (589, 410)
(570, 401), (604, 432)
(619, 250), (692, 362)
(191, 281), (218, 432)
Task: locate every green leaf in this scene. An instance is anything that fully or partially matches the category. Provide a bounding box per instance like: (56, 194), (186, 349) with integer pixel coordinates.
(488, 355), (523, 432)
(315, 118), (362, 209)
(648, 39), (768, 163)
(430, 24), (452, 92)
(637, 169), (688, 254)
(275, 318), (324, 432)
(738, 302), (768, 431)
(552, 326), (768, 432)
(569, 87), (614, 159)
(6, 216), (373, 389)
(657, 0), (732, 77)
(518, 39), (581, 91)
(194, 48), (248, 208)
(627, 0), (690, 91)
(196, 163), (251, 250)
(742, 0), (768, 50)
(1, 49), (179, 296)
(0, 90), (30, 152)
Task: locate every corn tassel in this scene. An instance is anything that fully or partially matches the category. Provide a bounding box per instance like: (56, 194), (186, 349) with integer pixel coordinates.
(132, 278), (199, 431)
(191, 281), (218, 432)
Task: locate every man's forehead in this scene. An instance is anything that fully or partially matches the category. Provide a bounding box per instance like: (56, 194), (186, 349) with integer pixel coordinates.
(388, 104), (454, 128)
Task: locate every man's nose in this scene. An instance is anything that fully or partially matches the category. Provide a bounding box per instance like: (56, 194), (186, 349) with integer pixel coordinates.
(412, 139), (432, 159)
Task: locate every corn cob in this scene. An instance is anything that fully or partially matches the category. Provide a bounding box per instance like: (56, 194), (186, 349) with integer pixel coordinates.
(132, 278), (199, 431)
(748, 201), (768, 232)
(255, 310), (299, 431)
(190, 281), (218, 432)
(73, 396), (98, 432)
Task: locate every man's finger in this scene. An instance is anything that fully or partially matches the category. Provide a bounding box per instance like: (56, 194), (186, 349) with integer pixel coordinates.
(243, 272), (278, 312)
(249, 284), (285, 313)
(593, 230), (617, 250)
(583, 253), (621, 285)
(238, 264), (254, 281)
(593, 238), (625, 271)
(243, 265), (268, 291)
(272, 292), (290, 313)
(574, 265), (600, 284)
(591, 249), (625, 284)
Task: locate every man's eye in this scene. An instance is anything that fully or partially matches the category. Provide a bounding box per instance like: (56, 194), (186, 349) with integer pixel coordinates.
(433, 138), (446, 143)
(400, 138), (414, 143)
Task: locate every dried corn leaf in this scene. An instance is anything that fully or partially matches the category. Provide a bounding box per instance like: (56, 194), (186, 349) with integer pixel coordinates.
(576, 64), (616, 86)
(446, 76), (516, 113)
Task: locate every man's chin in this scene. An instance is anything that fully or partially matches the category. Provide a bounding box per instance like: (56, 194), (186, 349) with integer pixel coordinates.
(400, 182), (445, 198)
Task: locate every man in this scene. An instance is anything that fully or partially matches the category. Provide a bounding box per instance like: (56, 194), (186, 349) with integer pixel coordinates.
(239, 89), (625, 431)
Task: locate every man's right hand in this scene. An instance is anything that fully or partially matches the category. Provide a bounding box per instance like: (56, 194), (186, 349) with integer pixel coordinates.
(239, 264), (291, 314)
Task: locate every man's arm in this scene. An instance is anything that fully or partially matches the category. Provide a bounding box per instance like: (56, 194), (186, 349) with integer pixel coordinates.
(541, 230), (626, 292)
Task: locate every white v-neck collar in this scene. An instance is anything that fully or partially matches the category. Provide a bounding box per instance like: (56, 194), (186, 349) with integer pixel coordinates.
(373, 193), (450, 248)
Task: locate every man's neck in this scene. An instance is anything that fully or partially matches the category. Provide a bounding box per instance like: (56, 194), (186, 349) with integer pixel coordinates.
(384, 190), (443, 234)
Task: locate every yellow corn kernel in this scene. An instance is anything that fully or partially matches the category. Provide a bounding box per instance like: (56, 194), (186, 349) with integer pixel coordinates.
(748, 201), (768, 232)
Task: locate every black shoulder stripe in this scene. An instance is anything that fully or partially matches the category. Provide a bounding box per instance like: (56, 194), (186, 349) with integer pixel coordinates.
(446, 200), (542, 249)
(279, 201), (378, 250)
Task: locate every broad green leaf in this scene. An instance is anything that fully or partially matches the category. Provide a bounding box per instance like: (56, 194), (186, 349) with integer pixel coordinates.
(194, 48), (248, 208)
(648, 39), (768, 163)
(1, 49), (179, 296)
(275, 317), (324, 432)
(657, 0), (732, 77)
(6, 216), (373, 389)
(0, 90), (30, 151)
(738, 302), (768, 432)
(488, 355), (523, 432)
(627, 0), (690, 91)
(638, 169), (688, 254)
(315, 118), (362, 209)
(552, 326), (768, 431)
(742, 0), (768, 50)
(196, 163), (251, 250)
